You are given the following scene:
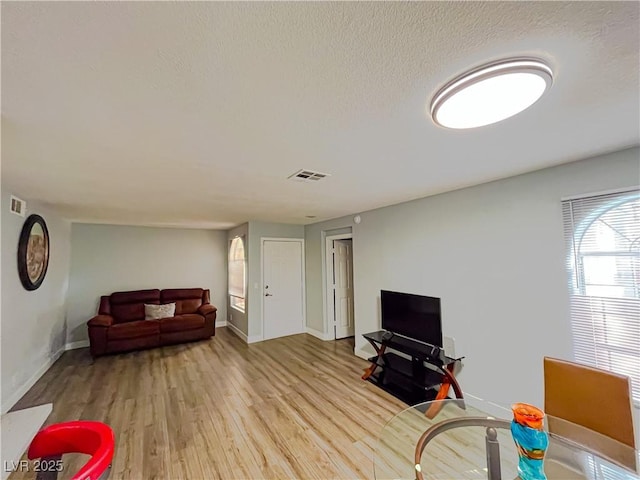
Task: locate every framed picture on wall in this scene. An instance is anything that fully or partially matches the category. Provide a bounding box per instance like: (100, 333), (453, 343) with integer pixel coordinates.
(17, 214), (50, 291)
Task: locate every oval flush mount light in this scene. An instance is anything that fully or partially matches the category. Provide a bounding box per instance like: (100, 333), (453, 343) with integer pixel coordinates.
(430, 58), (553, 129)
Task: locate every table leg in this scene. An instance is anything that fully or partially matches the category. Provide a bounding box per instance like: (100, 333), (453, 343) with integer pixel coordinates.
(362, 338), (386, 380)
(425, 362), (463, 418)
(442, 362), (463, 400)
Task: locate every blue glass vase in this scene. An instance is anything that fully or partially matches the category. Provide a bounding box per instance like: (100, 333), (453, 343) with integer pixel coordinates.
(511, 403), (549, 480)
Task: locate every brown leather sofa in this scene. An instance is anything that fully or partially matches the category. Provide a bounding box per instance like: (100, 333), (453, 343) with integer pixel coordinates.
(87, 288), (217, 357)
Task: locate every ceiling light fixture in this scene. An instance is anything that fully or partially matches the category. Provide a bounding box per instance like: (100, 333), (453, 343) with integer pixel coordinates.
(430, 58), (553, 129)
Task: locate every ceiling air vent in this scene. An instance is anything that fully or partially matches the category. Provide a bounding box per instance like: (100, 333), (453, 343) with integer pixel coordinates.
(10, 195), (26, 217)
(287, 169), (331, 182)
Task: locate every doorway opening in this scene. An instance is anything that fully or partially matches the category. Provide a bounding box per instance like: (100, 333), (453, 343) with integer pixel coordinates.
(325, 233), (355, 340)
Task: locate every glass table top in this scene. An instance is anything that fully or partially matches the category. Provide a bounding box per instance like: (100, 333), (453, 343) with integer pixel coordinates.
(374, 398), (640, 480)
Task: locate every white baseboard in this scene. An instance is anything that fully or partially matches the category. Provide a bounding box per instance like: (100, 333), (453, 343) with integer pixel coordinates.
(1, 339), (92, 413)
(65, 340), (89, 350)
(226, 322), (248, 342)
(215, 319), (227, 327)
(226, 322), (262, 344)
(305, 326), (333, 341)
(354, 347), (370, 361)
(1, 348), (64, 415)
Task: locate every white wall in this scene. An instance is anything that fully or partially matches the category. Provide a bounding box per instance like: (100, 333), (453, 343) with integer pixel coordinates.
(247, 221), (304, 339)
(66, 224), (227, 344)
(304, 223), (354, 336)
(1, 188), (71, 413)
(225, 221), (304, 342)
(305, 147), (640, 410)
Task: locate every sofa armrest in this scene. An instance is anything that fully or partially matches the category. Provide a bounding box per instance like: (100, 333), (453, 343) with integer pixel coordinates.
(199, 304), (217, 337)
(198, 304), (217, 316)
(88, 315), (114, 327)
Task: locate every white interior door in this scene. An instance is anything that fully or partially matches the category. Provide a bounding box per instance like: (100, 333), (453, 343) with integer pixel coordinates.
(263, 239), (304, 340)
(333, 239), (355, 339)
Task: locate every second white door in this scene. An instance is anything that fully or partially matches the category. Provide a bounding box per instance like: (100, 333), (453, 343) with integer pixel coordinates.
(263, 239), (304, 340)
(333, 239), (355, 339)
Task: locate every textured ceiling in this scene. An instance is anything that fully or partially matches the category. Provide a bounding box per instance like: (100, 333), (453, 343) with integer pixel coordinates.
(2, 1), (639, 228)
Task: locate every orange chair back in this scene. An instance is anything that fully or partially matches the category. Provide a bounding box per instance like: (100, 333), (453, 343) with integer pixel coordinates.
(544, 357), (635, 448)
(544, 357), (636, 470)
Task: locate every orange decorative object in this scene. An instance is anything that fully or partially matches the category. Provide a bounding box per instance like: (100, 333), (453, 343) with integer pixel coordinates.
(512, 402), (545, 430)
(511, 403), (548, 479)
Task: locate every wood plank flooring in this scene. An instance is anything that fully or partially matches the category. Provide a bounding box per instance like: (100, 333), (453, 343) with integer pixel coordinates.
(8, 327), (407, 480)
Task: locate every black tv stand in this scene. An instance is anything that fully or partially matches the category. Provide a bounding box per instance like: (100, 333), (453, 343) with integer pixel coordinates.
(362, 330), (464, 407)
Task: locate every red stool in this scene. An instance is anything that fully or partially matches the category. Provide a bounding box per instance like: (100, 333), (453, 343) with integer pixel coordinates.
(28, 421), (114, 480)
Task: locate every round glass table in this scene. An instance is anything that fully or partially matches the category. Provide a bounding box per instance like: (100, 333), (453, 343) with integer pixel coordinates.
(374, 398), (640, 480)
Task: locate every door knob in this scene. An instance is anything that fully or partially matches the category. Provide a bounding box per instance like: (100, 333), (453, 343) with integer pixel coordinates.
(265, 293), (273, 297)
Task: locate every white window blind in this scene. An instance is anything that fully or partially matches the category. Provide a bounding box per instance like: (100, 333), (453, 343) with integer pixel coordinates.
(228, 236), (246, 311)
(562, 189), (640, 402)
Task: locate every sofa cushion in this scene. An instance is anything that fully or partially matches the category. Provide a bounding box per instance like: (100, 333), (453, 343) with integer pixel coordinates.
(111, 303), (145, 323)
(177, 299), (203, 315)
(161, 289), (203, 314)
(108, 319), (160, 340)
(145, 303), (176, 320)
(110, 289), (160, 323)
(160, 288), (203, 301)
(111, 289), (160, 305)
(159, 314), (205, 333)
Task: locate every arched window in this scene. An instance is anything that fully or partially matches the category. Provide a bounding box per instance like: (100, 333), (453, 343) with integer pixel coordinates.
(229, 236), (246, 311)
(563, 190), (640, 401)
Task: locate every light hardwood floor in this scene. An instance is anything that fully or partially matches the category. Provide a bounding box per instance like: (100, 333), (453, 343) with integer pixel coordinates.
(9, 327), (407, 480)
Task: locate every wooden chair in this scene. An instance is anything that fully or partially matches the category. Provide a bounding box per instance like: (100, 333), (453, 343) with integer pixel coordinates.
(543, 356), (636, 470)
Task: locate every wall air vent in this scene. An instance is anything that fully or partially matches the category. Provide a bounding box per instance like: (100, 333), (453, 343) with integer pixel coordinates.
(10, 195), (26, 217)
(287, 169), (331, 182)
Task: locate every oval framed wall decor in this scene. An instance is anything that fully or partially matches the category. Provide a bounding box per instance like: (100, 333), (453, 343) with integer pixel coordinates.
(17, 214), (50, 291)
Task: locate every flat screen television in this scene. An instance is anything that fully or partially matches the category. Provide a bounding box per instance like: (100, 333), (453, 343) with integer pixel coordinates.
(381, 290), (442, 347)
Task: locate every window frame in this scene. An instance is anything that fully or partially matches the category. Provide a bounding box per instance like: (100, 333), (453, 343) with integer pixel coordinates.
(563, 188), (640, 404)
(228, 235), (246, 313)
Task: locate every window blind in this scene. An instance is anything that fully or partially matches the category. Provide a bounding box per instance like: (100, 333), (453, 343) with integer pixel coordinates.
(562, 189), (640, 402)
(228, 236), (246, 301)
